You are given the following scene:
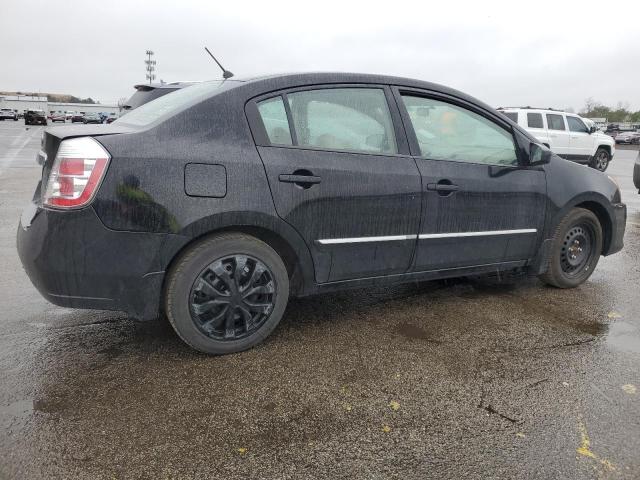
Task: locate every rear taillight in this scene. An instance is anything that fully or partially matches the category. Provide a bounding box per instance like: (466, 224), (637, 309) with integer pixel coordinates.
(43, 137), (110, 209)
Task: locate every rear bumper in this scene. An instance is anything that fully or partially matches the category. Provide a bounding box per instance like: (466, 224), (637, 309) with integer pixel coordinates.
(605, 202), (626, 255)
(17, 202), (167, 320)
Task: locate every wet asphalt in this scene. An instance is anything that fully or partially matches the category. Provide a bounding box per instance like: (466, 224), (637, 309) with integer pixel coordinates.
(0, 120), (638, 479)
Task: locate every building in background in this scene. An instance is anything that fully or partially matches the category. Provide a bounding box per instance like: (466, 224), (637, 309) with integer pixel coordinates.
(0, 95), (47, 112)
(0, 95), (118, 115)
(585, 117), (608, 130)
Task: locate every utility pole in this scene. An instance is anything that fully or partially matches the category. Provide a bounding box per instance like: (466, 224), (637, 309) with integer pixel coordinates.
(145, 50), (156, 85)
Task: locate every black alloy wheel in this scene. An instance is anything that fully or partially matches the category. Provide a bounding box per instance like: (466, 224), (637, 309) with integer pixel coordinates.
(189, 254), (276, 341)
(165, 233), (289, 355)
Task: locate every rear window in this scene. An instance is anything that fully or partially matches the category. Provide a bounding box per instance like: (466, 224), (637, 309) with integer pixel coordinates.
(546, 114), (565, 131)
(527, 113), (544, 129)
(502, 112), (518, 122)
(123, 88), (178, 111)
(116, 80), (227, 127)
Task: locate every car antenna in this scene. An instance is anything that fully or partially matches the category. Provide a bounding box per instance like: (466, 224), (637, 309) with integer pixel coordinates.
(204, 47), (234, 79)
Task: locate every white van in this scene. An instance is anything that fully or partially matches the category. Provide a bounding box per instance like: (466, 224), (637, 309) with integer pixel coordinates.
(498, 107), (615, 171)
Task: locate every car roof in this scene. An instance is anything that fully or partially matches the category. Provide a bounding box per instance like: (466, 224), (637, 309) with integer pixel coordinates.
(497, 106), (579, 115)
(238, 71), (464, 94)
(215, 72), (498, 114)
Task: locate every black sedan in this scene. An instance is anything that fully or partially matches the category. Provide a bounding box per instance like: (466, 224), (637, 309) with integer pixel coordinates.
(82, 113), (102, 124)
(24, 110), (47, 125)
(17, 73), (626, 355)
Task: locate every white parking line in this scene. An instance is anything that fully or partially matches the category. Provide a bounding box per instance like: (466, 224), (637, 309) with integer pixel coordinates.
(0, 127), (39, 177)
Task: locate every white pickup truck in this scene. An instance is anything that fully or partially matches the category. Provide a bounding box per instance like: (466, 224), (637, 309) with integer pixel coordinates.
(498, 107), (615, 172)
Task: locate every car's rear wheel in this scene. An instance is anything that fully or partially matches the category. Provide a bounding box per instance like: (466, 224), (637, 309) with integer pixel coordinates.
(591, 148), (610, 172)
(164, 233), (289, 355)
(539, 208), (602, 288)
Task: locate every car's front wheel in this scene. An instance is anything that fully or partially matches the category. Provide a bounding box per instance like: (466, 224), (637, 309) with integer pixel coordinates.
(539, 208), (602, 288)
(591, 148), (610, 172)
(164, 233), (289, 355)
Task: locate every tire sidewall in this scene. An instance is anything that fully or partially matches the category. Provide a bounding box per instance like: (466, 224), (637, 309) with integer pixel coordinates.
(165, 235), (289, 355)
(547, 209), (603, 288)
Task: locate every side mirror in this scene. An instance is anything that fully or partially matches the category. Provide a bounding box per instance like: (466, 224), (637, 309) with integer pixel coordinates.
(589, 125), (597, 134)
(529, 143), (551, 166)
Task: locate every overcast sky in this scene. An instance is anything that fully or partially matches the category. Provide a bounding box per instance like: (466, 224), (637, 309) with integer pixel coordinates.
(1, 0), (639, 111)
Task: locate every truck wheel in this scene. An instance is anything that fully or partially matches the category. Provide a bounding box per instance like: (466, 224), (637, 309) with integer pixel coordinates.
(591, 148), (610, 172)
(539, 208), (602, 288)
(164, 233), (289, 355)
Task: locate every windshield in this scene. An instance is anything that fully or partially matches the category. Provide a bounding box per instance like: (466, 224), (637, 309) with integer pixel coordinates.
(116, 80), (229, 127)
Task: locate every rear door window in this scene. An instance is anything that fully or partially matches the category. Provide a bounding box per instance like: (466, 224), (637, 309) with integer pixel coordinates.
(527, 113), (544, 129)
(256, 97), (292, 146)
(286, 88), (397, 154)
(546, 114), (566, 131)
(502, 112), (518, 122)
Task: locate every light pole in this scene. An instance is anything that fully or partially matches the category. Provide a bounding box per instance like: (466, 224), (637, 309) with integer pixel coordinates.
(145, 50), (156, 85)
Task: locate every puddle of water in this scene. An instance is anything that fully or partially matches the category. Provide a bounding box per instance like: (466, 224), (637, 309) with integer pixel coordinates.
(395, 322), (442, 343)
(32, 397), (68, 414)
(605, 321), (640, 353)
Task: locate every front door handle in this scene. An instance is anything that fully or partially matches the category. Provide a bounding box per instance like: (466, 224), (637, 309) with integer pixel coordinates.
(426, 181), (459, 196)
(279, 172), (321, 189)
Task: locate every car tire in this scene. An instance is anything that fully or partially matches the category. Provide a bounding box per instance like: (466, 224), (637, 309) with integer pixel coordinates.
(590, 148), (610, 172)
(539, 208), (602, 288)
(164, 233), (290, 355)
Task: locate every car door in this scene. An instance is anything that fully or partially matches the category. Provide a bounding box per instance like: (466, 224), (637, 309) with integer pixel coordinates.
(248, 86), (422, 283)
(546, 113), (571, 156)
(566, 115), (594, 161)
(394, 89), (547, 271)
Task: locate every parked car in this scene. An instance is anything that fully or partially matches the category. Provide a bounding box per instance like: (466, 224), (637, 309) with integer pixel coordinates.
(614, 131), (640, 145)
(634, 152), (640, 193)
(51, 113), (66, 123)
(82, 113), (102, 124)
(106, 113), (118, 124)
(71, 113), (84, 123)
(65, 112), (75, 121)
(17, 73), (626, 355)
(24, 110), (47, 125)
(498, 107), (615, 171)
(0, 108), (18, 121)
(121, 81), (198, 113)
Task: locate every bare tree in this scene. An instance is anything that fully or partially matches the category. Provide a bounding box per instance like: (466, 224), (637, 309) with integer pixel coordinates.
(583, 97), (598, 114)
(616, 101), (630, 112)
(117, 97), (128, 113)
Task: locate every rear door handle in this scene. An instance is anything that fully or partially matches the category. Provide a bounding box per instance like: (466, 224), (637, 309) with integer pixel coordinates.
(426, 183), (459, 192)
(279, 173), (321, 188)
